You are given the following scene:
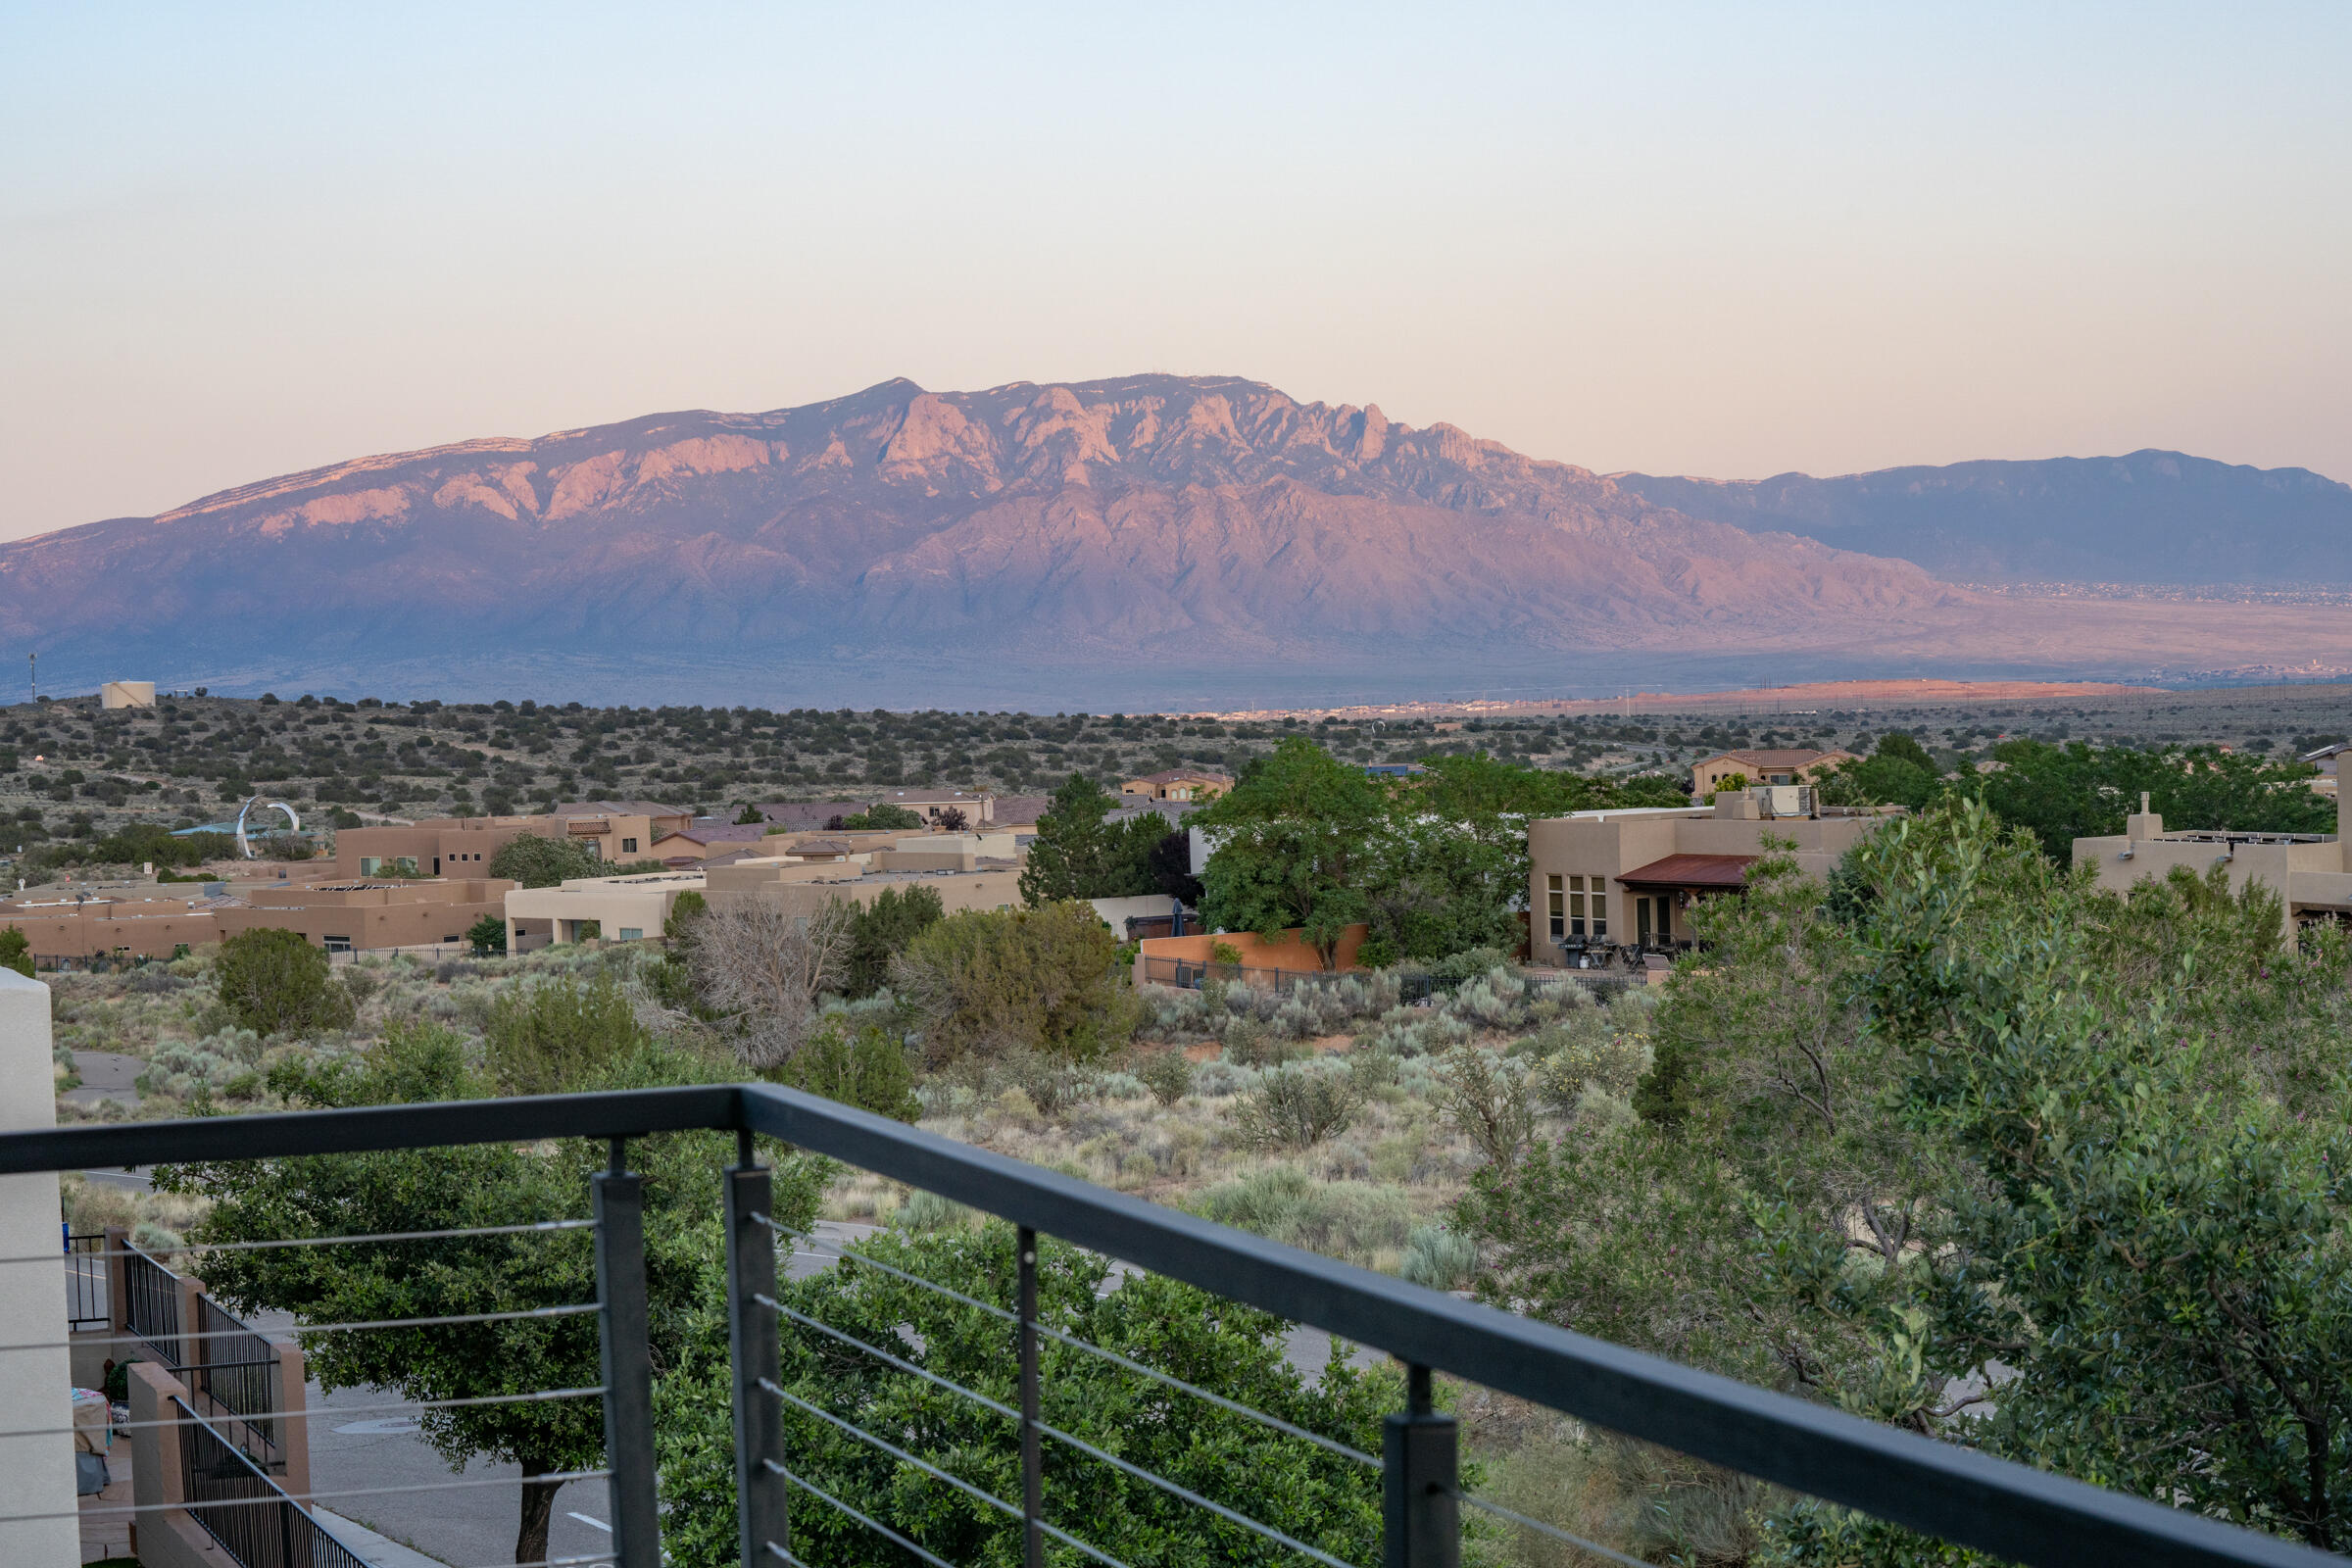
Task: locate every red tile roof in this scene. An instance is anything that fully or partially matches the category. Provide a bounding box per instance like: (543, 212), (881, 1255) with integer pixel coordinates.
(1615, 853), (1759, 889)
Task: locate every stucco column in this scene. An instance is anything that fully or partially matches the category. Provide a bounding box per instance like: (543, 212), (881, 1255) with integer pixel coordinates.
(0, 966), (77, 1566)
(272, 1340), (311, 1499)
(126, 1359), (189, 1561)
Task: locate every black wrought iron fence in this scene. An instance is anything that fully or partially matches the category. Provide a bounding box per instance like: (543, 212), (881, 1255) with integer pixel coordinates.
(63, 1227), (108, 1330)
(177, 1396), (368, 1568)
(0, 1084), (2339, 1568)
(195, 1293), (281, 1466)
(122, 1235), (182, 1366)
(1139, 957), (1471, 1004)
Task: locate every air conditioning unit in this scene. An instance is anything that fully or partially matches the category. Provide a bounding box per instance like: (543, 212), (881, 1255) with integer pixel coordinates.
(1762, 785), (1807, 817)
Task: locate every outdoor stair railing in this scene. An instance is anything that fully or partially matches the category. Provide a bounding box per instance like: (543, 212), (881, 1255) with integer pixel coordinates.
(0, 1082), (2339, 1568)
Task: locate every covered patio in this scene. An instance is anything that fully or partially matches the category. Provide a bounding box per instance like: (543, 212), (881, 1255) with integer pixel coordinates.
(1614, 852), (1758, 950)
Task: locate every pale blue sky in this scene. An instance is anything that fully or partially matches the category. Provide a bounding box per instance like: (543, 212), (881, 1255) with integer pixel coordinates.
(4, 2), (2347, 536)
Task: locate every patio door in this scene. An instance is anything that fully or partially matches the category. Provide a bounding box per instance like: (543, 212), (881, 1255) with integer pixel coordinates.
(1636, 898), (1652, 946)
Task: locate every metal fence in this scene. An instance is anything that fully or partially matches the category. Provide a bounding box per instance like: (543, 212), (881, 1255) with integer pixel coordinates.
(63, 1227), (108, 1330)
(177, 1396), (368, 1568)
(195, 1294), (281, 1466)
(1139, 957), (1470, 1004)
(0, 1084), (2339, 1568)
(122, 1235), (183, 1366)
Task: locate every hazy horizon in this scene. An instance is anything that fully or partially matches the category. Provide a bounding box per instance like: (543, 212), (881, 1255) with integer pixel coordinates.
(6, 2), (2349, 539)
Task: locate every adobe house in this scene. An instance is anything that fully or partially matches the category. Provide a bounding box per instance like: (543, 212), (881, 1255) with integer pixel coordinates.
(1119, 769), (1234, 803)
(2073, 789), (2352, 940)
(1526, 787), (1893, 960)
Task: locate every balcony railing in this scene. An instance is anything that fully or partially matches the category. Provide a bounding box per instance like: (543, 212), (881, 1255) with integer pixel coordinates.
(1, 1082), (2338, 1568)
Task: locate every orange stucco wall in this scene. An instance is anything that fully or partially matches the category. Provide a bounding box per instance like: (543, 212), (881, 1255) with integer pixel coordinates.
(1132, 923), (1369, 986)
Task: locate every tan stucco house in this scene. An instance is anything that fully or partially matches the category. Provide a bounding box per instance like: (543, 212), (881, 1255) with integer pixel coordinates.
(2073, 791), (2352, 940)
(1527, 787), (1894, 959)
(1689, 748), (1856, 798)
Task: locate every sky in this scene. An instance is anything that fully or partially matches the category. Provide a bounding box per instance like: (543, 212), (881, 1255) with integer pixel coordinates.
(3, 2), (2348, 539)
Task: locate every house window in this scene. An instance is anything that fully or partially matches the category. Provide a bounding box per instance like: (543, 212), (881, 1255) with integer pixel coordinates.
(1546, 875), (1564, 939)
(359, 858), (380, 875)
(618, 927), (643, 941)
(1590, 883), (1607, 940)
(1568, 874), (1588, 938)
(621, 838), (638, 854)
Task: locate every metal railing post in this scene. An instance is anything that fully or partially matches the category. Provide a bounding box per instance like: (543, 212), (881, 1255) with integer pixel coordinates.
(1384, 1363), (1459, 1568)
(595, 1138), (662, 1568)
(726, 1129), (786, 1568)
(1017, 1225), (1044, 1568)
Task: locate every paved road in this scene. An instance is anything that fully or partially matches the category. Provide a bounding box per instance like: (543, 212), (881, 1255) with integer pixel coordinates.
(65, 1051), (143, 1112)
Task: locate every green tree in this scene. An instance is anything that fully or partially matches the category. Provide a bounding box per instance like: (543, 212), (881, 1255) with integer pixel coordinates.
(1768, 800), (2352, 1557)
(891, 903), (1138, 1066)
(483, 971), (652, 1098)
(0, 927), (29, 978)
(465, 913), (507, 956)
(1363, 754), (1642, 964)
(655, 1223), (1396, 1567)
(165, 1023), (824, 1565)
(1815, 734), (1942, 810)
(838, 803), (923, 831)
(213, 926), (356, 1036)
(844, 884), (944, 999)
(1970, 739), (2332, 860)
(1190, 738), (1387, 969)
(486, 832), (605, 888)
(735, 804), (764, 824)
(1019, 774), (1117, 904)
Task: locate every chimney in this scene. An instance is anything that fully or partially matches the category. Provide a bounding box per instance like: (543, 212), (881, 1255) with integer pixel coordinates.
(2124, 790), (2164, 844)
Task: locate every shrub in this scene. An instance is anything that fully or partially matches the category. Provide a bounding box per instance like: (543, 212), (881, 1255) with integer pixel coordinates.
(1399, 1225), (1478, 1291)
(1433, 1047), (1538, 1167)
(1209, 940), (1245, 966)
(1136, 1048), (1195, 1105)
(1194, 1165), (1415, 1263)
(896, 1189), (974, 1232)
(892, 902), (1138, 1067)
(845, 885), (944, 1000)
(1236, 1062), (1364, 1150)
(466, 914), (508, 956)
(214, 927), (356, 1037)
(482, 973), (651, 1097)
(781, 1017), (918, 1122)
(0, 928), (29, 978)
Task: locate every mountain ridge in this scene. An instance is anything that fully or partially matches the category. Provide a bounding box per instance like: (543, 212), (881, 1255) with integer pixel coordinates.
(5, 374), (2343, 707)
(1608, 449), (2352, 584)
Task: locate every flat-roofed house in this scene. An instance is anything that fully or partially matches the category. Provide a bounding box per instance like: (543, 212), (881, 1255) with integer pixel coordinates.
(1526, 787), (1894, 962)
(1120, 769), (1233, 803)
(2073, 790), (2352, 940)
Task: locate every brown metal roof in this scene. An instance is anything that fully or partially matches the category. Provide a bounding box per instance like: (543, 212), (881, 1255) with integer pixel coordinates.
(1616, 853), (1759, 890)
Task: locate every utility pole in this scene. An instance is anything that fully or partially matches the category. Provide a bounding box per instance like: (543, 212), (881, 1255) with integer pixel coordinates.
(25, 653), (32, 706)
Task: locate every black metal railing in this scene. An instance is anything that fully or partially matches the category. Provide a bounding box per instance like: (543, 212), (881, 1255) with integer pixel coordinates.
(0, 1084), (2340, 1568)
(122, 1236), (183, 1366)
(64, 1227), (109, 1330)
(178, 1396), (367, 1568)
(195, 1294), (281, 1466)
(1139, 956), (1469, 1004)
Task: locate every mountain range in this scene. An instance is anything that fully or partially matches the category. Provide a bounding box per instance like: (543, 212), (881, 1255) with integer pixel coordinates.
(1611, 451), (2352, 585)
(4, 374), (2345, 708)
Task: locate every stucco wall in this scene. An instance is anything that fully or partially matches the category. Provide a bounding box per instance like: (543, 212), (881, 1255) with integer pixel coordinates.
(0, 968), (76, 1566)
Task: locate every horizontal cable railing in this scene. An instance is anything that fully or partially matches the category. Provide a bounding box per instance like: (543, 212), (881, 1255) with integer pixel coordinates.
(0, 1083), (2340, 1568)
